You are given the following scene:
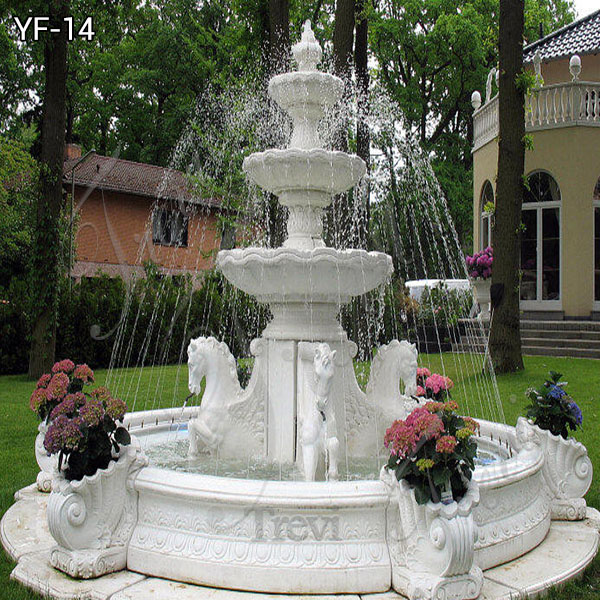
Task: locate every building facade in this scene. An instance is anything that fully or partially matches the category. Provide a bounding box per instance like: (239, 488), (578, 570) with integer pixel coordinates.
(63, 145), (222, 284)
(471, 10), (600, 319)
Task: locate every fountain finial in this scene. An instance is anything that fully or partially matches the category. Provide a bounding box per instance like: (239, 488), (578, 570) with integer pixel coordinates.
(292, 20), (322, 71)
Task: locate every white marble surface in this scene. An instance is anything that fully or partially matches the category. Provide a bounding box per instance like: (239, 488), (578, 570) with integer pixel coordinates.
(111, 578), (361, 600)
(1, 491), (54, 560)
(11, 550), (145, 600)
(2, 485), (599, 600)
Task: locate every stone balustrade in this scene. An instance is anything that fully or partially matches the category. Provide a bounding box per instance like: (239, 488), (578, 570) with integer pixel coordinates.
(472, 80), (600, 151)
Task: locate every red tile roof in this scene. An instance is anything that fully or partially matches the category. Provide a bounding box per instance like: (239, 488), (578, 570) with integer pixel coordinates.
(63, 153), (220, 208)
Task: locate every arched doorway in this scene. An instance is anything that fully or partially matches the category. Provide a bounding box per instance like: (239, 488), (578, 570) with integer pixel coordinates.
(480, 180), (494, 250)
(520, 171), (561, 309)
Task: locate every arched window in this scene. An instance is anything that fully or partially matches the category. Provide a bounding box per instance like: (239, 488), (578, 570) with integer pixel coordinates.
(480, 180), (494, 250)
(594, 178), (600, 305)
(521, 171), (561, 306)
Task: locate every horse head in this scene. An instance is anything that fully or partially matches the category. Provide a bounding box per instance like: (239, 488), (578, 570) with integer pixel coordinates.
(188, 337), (209, 395)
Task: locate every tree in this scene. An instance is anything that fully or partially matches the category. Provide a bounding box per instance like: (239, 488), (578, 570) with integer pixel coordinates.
(369, 0), (575, 247)
(28, 0), (70, 378)
(488, 0), (525, 373)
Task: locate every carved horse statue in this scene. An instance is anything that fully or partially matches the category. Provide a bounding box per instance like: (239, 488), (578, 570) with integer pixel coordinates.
(300, 343), (339, 482)
(187, 336), (265, 457)
(366, 339), (419, 419)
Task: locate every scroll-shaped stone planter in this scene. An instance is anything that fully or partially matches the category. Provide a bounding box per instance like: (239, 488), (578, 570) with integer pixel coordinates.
(381, 468), (483, 600)
(515, 417), (593, 520)
(47, 438), (148, 578)
(35, 422), (57, 492)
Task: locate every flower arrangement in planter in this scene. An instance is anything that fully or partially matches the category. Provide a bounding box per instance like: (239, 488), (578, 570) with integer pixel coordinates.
(517, 371), (592, 521)
(382, 400), (483, 599)
(384, 400), (478, 505)
(43, 384), (131, 481)
(525, 371), (582, 438)
(35, 362), (147, 579)
(466, 247), (493, 319)
(465, 247), (493, 280)
(29, 360), (96, 491)
(30, 360), (132, 482)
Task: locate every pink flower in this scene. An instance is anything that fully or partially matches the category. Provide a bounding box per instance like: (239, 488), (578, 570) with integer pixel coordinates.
(52, 359), (75, 374)
(416, 385), (426, 397)
(436, 435), (458, 454)
(73, 364), (94, 384)
(105, 396), (127, 421)
(384, 420), (417, 458)
(405, 407), (445, 441)
(424, 373), (450, 395)
(36, 373), (51, 389)
(417, 367), (431, 379)
(91, 386), (111, 402)
(30, 388), (50, 414)
(47, 372), (70, 400)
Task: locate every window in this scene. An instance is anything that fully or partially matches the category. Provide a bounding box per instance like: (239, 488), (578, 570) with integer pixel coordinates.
(521, 171), (561, 305)
(594, 179), (600, 303)
(152, 207), (188, 247)
(480, 180), (494, 250)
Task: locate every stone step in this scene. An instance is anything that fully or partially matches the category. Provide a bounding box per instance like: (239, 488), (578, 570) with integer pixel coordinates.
(522, 346), (600, 359)
(520, 328), (600, 341)
(521, 337), (600, 350)
(520, 319), (600, 332)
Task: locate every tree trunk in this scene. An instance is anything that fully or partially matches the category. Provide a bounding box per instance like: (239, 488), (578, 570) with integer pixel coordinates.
(488, 0), (525, 373)
(355, 0), (369, 249)
(268, 0), (290, 75)
(327, 0), (355, 248)
(265, 0), (289, 247)
(28, 1), (70, 379)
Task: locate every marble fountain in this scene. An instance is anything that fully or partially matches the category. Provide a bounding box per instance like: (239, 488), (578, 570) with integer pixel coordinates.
(2, 21), (599, 600)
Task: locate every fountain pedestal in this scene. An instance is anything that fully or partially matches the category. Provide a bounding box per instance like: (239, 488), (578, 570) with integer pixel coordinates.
(216, 21), (392, 470)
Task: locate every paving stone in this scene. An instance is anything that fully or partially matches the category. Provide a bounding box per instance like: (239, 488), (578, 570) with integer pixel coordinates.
(110, 578), (361, 600)
(1, 494), (53, 560)
(11, 551), (146, 600)
(483, 520), (600, 596)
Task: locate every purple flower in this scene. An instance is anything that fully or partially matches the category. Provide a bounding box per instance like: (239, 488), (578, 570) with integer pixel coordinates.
(547, 384), (566, 400)
(569, 401), (583, 426)
(105, 396), (127, 421)
(79, 399), (105, 427)
(44, 415), (83, 454)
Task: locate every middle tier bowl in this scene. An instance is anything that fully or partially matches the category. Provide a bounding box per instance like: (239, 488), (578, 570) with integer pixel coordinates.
(243, 148), (366, 201)
(217, 247), (393, 304)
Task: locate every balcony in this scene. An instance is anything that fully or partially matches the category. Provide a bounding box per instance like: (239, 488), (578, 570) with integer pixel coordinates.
(472, 80), (600, 151)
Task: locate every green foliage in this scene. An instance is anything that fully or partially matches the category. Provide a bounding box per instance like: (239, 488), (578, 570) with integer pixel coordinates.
(417, 283), (472, 328)
(0, 136), (37, 281)
(525, 371), (582, 439)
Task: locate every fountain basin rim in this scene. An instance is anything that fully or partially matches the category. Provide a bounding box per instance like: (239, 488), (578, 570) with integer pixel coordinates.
(268, 71), (344, 106)
(134, 466), (391, 508)
(217, 246), (393, 302)
(243, 148), (366, 197)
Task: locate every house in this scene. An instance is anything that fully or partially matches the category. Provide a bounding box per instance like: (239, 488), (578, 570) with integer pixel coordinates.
(62, 144), (222, 284)
(471, 9), (600, 324)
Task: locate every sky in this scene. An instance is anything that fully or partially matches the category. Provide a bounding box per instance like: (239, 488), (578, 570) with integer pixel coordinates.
(574, 0), (598, 19)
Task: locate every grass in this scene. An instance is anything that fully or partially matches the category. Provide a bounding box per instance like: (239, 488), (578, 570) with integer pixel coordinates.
(0, 355), (598, 598)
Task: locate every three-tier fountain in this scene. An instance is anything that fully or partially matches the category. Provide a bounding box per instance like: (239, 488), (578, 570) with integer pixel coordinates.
(5, 21), (596, 600)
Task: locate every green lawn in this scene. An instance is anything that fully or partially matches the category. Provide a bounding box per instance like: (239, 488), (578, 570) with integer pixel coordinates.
(0, 355), (598, 598)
